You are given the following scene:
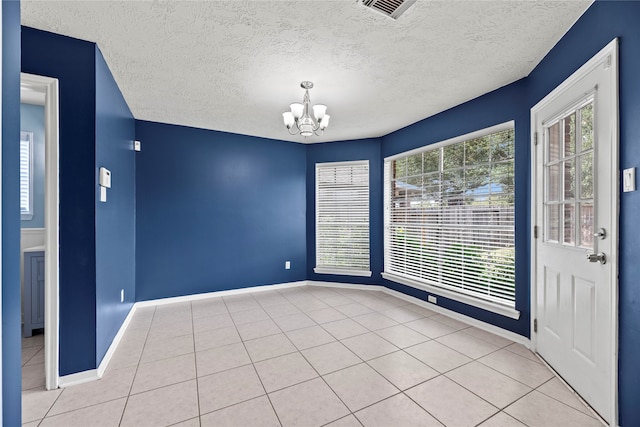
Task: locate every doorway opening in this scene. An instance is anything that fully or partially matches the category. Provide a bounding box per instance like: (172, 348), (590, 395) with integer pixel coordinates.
(20, 73), (59, 391)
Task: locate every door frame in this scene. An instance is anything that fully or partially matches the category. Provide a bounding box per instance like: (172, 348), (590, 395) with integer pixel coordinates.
(20, 73), (60, 390)
(530, 38), (619, 425)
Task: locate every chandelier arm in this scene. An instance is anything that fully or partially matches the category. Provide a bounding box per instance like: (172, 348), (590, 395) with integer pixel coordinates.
(287, 124), (300, 135)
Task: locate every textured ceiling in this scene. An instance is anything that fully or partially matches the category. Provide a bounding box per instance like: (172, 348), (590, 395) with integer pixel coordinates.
(21, 0), (592, 144)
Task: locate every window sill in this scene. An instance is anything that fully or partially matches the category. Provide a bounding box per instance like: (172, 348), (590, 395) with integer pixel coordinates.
(381, 272), (520, 320)
(21, 213), (34, 220)
(314, 267), (372, 278)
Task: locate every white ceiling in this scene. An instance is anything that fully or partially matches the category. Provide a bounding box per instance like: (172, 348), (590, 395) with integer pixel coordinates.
(21, 0), (592, 144)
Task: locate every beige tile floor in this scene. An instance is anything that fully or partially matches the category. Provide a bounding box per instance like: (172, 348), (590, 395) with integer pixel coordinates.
(22, 286), (604, 426)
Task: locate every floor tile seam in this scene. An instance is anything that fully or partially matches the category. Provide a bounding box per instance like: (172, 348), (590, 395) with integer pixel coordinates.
(431, 333), (501, 360)
(502, 345), (544, 365)
(288, 338), (364, 417)
(40, 394), (129, 421)
(22, 347), (44, 366)
(394, 389), (449, 427)
(248, 348), (300, 365)
(284, 336), (339, 353)
(139, 347), (196, 366)
(361, 350), (435, 393)
(458, 329), (515, 350)
(317, 321), (378, 342)
(371, 324), (433, 347)
(134, 349), (198, 375)
(454, 357), (537, 391)
(472, 410), (512, 427)
(130, 376), (199, 399)
(442, 366), (531, 411)
(319, 414), (360, 427)
(190, 303), (204, 424)
(222, 296), (285, 427)
(21, 387), (63, 424)
(119, 305), (156, 426)
(531, 377), (599, 420)
(21, 382), (49, 393)
(506, 387), (603, 424)
(346, 389), (405, 419)
(475, 351), (554, 388)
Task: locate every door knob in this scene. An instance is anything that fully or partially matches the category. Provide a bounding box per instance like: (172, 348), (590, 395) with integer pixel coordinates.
(594, 228), (606, 239)
(586, 252), (606, 264)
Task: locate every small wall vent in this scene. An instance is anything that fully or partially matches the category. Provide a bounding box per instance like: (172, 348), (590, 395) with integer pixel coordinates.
(360, 0), (417, 20)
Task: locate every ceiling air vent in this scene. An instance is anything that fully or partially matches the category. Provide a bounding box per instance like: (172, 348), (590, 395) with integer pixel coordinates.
(360, 0), (417, 20)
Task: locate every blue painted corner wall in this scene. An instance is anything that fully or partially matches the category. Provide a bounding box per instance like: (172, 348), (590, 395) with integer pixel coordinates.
(3, 0), (23, 424)
(135, 121), (307, 301)
(22, 26), (98, 376)
(21, 28), (137, 376)
(95, 47), (136, 365)
(19, 103), (45, 228)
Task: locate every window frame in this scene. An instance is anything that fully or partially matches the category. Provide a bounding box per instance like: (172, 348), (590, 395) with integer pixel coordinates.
(20, 131), (34, 220)
(382, 121), (520, 319)
(314, 160), (372, 277)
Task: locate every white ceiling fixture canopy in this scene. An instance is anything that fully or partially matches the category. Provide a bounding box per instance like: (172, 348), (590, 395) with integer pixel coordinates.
(283, 81), (330, 138)
(21, 1), (593, 144)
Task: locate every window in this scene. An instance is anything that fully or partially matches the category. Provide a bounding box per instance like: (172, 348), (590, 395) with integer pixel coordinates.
(383, 123), (516, 313)
(315, 160), (371, 277)
(544, 99), (594, 248)
(20, 131), (34, 220)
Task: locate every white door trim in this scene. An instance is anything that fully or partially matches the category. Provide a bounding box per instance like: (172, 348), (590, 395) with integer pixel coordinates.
(530, 38), (619, 425)
(0, 3), (4, 422)
(20, 73), (60, 390)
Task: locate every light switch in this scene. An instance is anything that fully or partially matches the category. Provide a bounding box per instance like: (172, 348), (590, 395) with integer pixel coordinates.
(623, 168), (636, 192)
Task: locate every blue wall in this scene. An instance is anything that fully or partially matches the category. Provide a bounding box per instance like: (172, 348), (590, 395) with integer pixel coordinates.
(22, 27), (98, 376)
(95, 47), (136, 364)
(20, 103), (45, 228)
(525, 2), (640, 423)
(135, 121), (307, 301)
(306, 138), (383, 285)
(3, 1), (23, 424)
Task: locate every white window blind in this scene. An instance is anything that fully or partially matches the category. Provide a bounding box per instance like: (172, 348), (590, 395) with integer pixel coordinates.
(315, 160), (371, 277)
(20, 131), (34, 220)
(384, 125), (515, 307)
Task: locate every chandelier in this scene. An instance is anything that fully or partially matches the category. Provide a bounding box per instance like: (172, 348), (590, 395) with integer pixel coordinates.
(282, 81), (330, 137)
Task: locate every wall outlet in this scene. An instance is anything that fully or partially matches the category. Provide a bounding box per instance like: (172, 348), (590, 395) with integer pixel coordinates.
(427, 295), (437, 304)
(134, 140), (141, 152)
(120, 289), (125, 303)
(285, 261), (291, 270)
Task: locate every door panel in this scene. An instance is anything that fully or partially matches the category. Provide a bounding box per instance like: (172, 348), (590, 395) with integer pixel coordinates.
(532, 40), (618, 423)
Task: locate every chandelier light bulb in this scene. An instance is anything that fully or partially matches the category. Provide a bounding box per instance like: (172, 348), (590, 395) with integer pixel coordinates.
(313, 104), (327, 121)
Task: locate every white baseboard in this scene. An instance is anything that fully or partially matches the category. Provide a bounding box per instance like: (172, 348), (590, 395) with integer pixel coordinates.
(135, 280), (307, 308)
(306, 280), (530, 348)
(381, 287), (531, 347)
(58, 369), (99, 388)
(97, 304), (138, 378)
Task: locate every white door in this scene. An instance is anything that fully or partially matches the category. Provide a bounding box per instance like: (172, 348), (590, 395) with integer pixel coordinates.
(532, 39), (618, 423)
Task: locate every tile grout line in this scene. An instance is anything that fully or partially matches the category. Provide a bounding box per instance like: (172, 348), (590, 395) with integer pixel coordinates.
(223, 293), (285, 427)
(117, 305), (156, 426)
(189, 300), (203, 427)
